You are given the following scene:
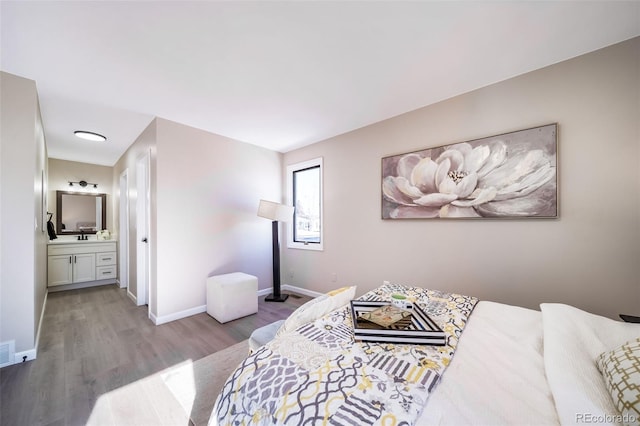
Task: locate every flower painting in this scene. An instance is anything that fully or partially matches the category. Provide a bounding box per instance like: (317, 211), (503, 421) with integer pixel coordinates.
(382, 124), (557, 219)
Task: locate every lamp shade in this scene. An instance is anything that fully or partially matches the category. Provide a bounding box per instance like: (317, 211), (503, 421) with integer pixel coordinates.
(257, 199), (294, 222)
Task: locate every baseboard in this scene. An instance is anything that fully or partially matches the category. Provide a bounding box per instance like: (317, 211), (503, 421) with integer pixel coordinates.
(47, 279), (116, 293)
(14, 348), (36, 364)
(153, 305), (207, 325)
(281, 284), (323, 298)
(258, 285), (323, 299)
(127, 289), (136, 303)
(0, 293), (47, 368)
(34, 291), (48, 354)
(150, 285), (321, 326)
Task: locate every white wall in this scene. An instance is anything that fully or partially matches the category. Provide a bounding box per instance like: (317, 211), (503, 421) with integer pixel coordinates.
(0, 72), (48, 358)
(113, 118), (282, 323)
(282, 37), (640, 319)
(113, 120), (157, 304)
(154, 118), (282, 322)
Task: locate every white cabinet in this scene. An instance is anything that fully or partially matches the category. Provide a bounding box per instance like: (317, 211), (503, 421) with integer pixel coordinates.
(73, 253), (97, 283)
(47, 253), (96, 285)
(48, 255), (73, 286)
(47, 242), (117, 289)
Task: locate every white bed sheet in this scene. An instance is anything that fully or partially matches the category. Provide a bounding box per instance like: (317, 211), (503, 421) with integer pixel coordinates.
(541, 303), (639, 426)
(209, 296), (638, 425)
(417, 301), (640, 426)
(418, 301), (560, 425)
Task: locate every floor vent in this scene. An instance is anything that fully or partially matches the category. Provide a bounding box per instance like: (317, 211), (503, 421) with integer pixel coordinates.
(0, 340), (15, 368)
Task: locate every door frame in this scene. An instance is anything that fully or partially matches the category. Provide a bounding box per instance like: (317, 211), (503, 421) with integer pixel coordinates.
(119, 169), (130, 292)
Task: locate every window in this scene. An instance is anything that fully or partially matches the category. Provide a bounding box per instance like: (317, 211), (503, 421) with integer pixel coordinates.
(287, 157), (323, 250)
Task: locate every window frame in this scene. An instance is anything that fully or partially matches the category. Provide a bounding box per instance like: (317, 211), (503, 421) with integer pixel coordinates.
(286, 157), (323, 251)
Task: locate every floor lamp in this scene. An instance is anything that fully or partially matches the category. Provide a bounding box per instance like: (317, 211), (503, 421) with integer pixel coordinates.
(258, 199), (294, 302)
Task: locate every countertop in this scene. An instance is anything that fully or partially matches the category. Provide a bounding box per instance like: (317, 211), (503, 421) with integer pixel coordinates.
(48, 238), (116, 245)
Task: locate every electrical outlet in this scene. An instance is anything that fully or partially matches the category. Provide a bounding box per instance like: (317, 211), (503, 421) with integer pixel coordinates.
(289, 270), (294, 279)
(331, 273), (337, 282)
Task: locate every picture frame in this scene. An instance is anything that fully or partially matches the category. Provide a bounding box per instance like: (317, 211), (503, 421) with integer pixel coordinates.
(382, 123), (557, 219)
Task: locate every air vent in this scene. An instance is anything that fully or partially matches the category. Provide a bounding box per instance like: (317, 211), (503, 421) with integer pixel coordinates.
(0, 341), (15, 368)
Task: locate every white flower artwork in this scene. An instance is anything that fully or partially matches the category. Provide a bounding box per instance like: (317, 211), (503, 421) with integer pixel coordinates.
(382, 124), (557, 219)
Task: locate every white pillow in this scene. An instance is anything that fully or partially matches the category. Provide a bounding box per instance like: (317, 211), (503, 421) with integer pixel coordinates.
(541, 303), (640, 426)
(276, 286), (356, 337)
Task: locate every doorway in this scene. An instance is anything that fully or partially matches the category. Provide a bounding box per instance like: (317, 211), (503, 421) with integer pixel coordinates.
(136, 151), (150, 315)
(119, 169), (129, 293)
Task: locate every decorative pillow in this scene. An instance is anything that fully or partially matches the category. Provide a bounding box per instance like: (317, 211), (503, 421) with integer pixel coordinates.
(276, 286), (356, 337)
(326, 286), (354, 297)
(596, 338), (640, 426)
(540, 303), (640, 425)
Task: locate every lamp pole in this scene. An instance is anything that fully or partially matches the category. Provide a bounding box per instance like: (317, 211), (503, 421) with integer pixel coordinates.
(258, 199), (293, 302)
(265, 220), (288, 302)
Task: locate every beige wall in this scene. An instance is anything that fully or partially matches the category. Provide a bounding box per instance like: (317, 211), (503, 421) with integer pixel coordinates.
(0, 72), (48, 356)
(48, 158), (115, 233)
(282, 37), (640, 319)
(34, 96), (48, 356)
(113, 118), (282, 323)
(153, 119), (282, 322)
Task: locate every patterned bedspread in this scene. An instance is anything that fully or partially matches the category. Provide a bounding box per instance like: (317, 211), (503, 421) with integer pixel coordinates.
(211, 283), (478, 425)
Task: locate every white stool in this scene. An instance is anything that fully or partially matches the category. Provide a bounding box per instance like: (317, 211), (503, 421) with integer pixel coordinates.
(206, 272), (258, 323)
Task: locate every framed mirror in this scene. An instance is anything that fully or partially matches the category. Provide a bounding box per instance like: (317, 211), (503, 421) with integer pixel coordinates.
(56, 190), (107, 235)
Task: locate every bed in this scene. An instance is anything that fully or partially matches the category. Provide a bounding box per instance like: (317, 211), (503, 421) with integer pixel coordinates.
(210, 283), (640, 426)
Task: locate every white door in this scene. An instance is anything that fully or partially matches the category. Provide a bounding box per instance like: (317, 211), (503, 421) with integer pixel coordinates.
(136, 152), (150, 310)
(119, 169), (129, 290)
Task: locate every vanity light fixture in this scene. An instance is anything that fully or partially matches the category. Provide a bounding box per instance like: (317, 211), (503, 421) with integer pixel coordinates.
(69, 180), (98, 189)
(74, 130), (107, 142)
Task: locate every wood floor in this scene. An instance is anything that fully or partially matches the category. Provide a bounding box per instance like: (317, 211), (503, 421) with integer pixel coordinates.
(0, 284), (310, 426)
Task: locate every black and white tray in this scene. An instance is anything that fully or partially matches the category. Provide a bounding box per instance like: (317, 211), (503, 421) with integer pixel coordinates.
(350, 300), (446, 345)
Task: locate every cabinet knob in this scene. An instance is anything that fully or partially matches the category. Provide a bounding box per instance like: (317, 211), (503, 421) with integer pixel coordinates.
(142, 237), (148, 243)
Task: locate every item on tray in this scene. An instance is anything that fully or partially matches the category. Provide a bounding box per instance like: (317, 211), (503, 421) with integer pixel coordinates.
(359, 304), (412, 327)
(391, 293), (413, 310)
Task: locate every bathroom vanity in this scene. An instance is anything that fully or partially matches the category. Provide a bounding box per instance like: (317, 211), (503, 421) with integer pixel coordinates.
(47, 240), (117, 291)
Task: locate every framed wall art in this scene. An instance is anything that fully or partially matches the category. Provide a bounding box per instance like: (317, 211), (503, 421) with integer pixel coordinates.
(382, 123), (557, 219)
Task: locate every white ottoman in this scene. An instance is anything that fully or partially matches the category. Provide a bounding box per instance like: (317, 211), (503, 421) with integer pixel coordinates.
(206, 272), (258, 323)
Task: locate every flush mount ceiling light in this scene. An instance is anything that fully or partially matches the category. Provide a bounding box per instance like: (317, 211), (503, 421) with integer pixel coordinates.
(74, 130), (106, 142)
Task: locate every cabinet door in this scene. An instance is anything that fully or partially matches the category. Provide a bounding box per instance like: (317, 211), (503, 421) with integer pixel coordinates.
(73, 253), (96, 283)
(48, 255), (73, 286)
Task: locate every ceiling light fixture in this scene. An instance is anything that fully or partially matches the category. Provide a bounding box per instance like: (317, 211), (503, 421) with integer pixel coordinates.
(74, 130), (106, 142)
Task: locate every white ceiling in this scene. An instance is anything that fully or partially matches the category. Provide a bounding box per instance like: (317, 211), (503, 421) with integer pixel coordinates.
(2, 1), (639, 166)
